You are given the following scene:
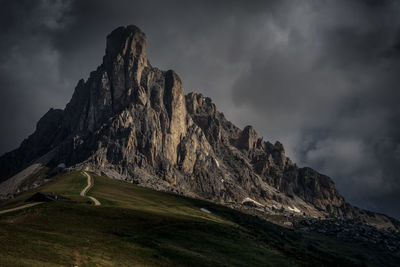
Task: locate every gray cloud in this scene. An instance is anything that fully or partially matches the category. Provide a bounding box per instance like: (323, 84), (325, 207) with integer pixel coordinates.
(0, 0), (73, 153)
(0, 0), (399, 218)
(231, 0), (400, 217)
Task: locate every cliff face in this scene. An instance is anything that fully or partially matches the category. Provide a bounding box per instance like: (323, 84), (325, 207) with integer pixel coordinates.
(184, 92), (346, 216)
(0, 25), (395, 226)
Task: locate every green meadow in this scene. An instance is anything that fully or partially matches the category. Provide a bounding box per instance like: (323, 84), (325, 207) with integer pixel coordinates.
(0, 171), (398, 266)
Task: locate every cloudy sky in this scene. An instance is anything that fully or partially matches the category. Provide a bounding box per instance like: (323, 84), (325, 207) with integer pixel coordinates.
(1, 0), (399, 218)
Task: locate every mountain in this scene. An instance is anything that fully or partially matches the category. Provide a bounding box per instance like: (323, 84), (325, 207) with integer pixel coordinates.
(0, 25), (398, 231)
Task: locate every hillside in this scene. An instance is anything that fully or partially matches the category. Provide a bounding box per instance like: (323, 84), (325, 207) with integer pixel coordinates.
(1, 171), (399, 266)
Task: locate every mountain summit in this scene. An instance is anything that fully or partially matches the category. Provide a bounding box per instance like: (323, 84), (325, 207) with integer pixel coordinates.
(0, 25), (397, 230)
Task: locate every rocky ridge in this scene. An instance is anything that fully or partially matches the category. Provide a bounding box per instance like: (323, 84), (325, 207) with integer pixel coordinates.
(294, 218), (400, 252)
(0, 25), (398, 232)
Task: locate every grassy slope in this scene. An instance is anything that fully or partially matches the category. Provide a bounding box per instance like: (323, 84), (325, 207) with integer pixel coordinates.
(0, 171), (398, 266)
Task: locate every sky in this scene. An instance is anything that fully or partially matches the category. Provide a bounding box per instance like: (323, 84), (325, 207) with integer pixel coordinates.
(0, 0), (399, 219)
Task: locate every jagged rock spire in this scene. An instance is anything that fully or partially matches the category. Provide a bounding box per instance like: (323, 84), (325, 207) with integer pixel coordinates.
(103, 25), (148, 111)
(104, 25), (147, 66)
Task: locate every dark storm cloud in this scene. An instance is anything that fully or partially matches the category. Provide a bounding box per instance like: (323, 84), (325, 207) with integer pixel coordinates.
(0, 0), (399, 218)
(0, 0), (73, 154)
(231, 0), (400, 217)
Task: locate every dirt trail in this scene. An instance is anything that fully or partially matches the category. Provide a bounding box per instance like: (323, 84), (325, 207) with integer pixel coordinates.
(81, 171), (101, 206)
(0, 171), (100, 215)
(0, 202), (43, 215)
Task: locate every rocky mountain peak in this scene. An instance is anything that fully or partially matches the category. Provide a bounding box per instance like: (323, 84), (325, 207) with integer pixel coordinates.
(104, 25), (148, 68)
(102, 25), (149, 112)
(1, 25), (398, 232)
(238, 125), (258, 151)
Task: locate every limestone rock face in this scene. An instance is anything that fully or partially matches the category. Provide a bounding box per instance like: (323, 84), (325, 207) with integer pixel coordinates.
(184, 92), (346, 216)
(237, 126), (258, 151)
(0, 25), (397, 228)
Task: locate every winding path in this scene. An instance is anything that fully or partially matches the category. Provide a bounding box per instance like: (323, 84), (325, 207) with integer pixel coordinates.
(0, 171), (100, 215)
(81, 171), (101, 206)
(0, 202), (43, 215)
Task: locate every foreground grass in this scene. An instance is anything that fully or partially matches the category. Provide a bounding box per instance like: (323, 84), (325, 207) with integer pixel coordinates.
(0, 171), (399, 266)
